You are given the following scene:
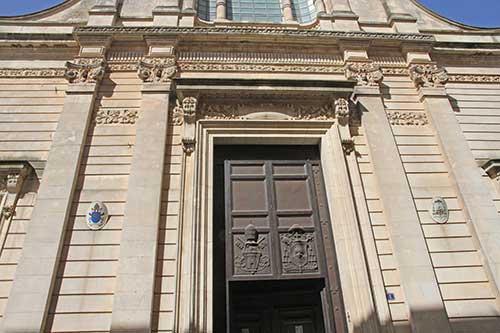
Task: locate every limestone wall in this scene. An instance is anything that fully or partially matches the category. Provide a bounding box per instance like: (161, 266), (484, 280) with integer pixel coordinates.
(0, 76), (66, 324)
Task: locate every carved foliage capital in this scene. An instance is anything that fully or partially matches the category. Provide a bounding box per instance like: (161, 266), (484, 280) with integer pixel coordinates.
(137, 57), (177, 83)
(409, 64), (448, 88)
(344, 62), (384, 86)
(64, 58), (106, 84)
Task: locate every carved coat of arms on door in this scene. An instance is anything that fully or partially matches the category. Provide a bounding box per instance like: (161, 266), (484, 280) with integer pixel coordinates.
(280, 224), (318, 274)
(234, 224), (271, 275)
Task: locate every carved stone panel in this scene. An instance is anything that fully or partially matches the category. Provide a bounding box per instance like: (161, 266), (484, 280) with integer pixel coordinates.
(233, 224), (271, 276)
(280, 225), (319, 274)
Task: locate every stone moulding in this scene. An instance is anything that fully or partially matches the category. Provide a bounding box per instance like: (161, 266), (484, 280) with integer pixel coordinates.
(386, 111), (429, 126)
(74, 26), (435, 42)
(0, 68), (65, 78)
(95, 109), (138, 125)
(178, 63), (344, 73)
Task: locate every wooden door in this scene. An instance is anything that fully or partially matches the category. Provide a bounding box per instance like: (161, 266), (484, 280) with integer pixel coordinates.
(214, 145), (346, 333)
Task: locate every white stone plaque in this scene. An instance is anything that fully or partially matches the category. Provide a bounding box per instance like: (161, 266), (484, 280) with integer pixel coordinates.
(86, 201), (109, 230)
(430, 196), (448, 224)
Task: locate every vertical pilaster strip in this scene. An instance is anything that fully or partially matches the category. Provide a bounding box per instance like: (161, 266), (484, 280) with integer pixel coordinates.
(110, 54), (176, 332)
(411, 64), (500, 291)
(1, 60), (104, 332)
(320, 98), (380, 332)
(355, 81), (452, 333)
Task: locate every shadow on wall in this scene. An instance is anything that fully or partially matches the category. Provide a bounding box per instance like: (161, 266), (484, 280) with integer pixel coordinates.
(353, 307), (500, 333)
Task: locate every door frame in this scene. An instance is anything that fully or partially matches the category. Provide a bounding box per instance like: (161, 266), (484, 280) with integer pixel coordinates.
(174, 119), (380, 332)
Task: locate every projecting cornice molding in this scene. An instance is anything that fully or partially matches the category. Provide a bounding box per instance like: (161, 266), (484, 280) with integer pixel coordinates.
(74, 26), (435, 43)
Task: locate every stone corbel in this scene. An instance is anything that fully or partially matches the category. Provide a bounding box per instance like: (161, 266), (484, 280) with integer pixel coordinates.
(335, 97), (355, 155)
(0, 162), (33, 220)
(409, 63), (449, 89)
(64, 58), (107, 84)
(344, 62), (384, 87)
(482, 160), (500, 180)
(172, 97), (198, 154)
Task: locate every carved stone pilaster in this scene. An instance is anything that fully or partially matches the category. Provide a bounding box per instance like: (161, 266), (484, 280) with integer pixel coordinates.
(137, 57), (177, 83)
(344, 62), (384, 86)
(409, 63), (448, 88)
(172, 97), (198, 154)
(64, 58), (106, 84)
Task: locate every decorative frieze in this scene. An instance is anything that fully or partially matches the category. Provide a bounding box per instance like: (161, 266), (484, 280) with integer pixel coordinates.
(409, 64), (448, 88)
(137, 57), (176, 83)
(75, 26), (435, 43)
(386, 111), (429, 126)
(64, 58), (106, 84)
(108, 63), (139, 72)
(448, 74), (500, 83)
(196, 103), (336, 121)
(0, 68), (65, 78)
(178, 63), (344, 74)
(345, 63), (384, 86)
(95, 109), (138, 125)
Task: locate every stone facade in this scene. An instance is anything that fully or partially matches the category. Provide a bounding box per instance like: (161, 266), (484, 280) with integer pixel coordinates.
(0, 1), (499, 332)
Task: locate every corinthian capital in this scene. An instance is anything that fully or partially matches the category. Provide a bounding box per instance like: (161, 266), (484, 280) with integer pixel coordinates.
(409, 64), (448, 88)
(344, 62), (384, 86)
(137, 57), (177, 83)
(64, 58), (106, 84)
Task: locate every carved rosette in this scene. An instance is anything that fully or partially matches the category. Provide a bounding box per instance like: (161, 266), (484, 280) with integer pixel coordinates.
(64, 58), (106, 84)
(344, 62), (384, 86)
(137, 57), (177, 83)
(409, 64), (448, 88)
(234, 224), (271, 275)
(280, 225), (318, 274)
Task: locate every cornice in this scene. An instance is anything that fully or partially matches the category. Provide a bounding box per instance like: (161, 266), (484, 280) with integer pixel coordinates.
(74, 26), (435, 43)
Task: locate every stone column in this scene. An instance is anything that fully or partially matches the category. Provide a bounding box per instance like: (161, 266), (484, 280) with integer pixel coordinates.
(1, 58), (105, 333)
(349, 63), (452, 333)
(216, 0), (227, 20)
(410, 63), (500, 291)
(281, 0), (295, 22)
(110, 49), (176, 332)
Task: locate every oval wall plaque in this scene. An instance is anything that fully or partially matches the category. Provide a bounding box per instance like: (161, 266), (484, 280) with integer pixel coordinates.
(430, 196), (449, 224)
(86, 201), (109, 230)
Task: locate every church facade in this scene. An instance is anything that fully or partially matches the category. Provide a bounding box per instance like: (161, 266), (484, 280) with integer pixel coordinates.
(0, 0), (499, 332)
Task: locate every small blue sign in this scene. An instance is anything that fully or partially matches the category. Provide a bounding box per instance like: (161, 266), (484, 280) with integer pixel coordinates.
(386, 292), (396, 301)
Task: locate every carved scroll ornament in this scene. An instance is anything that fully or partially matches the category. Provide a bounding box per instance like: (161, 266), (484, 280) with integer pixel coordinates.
(137, 57), (176, 83)
(95, 109), (138, 125)
(386, 111), (429, 126)
(64, 58), (106, 84)
(409, 64), (448, 88)
(345, 63), (384, 86)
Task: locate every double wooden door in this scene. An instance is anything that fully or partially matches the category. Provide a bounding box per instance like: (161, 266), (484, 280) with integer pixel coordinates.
(214, 146), (346, 333)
